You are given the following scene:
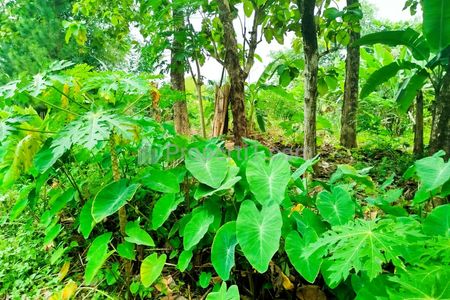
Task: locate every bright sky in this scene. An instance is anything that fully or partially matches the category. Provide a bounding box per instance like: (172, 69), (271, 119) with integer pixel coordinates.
(199, 0), (421, 83)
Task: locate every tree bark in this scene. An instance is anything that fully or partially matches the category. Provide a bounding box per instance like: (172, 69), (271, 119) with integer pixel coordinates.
(217, 0), (247, 146)
(301, 0), (319, 159)
(340, 0), (360, 149)
(430, 60), (450, 158)
(414, 90), (424, 156)
(171, 7), (190, 136)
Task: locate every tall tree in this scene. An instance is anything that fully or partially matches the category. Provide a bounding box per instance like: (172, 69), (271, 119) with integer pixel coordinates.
(171, 5), (190, 135)
(300, 0), (319, 159)
(340, 0), (361, 148)
(215, 0), (248, 146)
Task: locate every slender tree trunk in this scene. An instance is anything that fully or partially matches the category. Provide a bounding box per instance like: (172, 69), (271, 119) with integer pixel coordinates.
(430, 61), (450, 158)
(109, 134), (131, 285)
(414, 90), (424, 156)
(171, 7), (190, 135)
(340, 0), (360, 149)
(301, 0), (319, 159)
(217, 0), (247, 146)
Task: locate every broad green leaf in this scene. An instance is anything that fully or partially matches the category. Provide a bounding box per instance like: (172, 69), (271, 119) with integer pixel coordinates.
(140, 253), (166, 287)
(330, 165), (374, 189)
(243, 0), (253, 17)
(361, 61), (421, 98)
(177, 250), (193, 272)
(211, 222), (238, 281)
(199, 272), (212, 288)
(206, 282), (240, 300)
(246, 153), (291, 206)
(423, 0), (450, 52)
(151, 193), (183, 230)
(85, 233), (113, 284)
(139, 168), (180, 193)
(396, 69), (429, 113)
(317, 187), (355, 226)
(387, 266), (450, 299)
(354, 29), (430, 61)
(92, 180), (140, 222)
(125, 220), (155, 246)
(293, 208), (327, 236)
(44, 223), (62, 246)
(415, 156), (450, 192)
(423, 204), (450, 237)
(117, 241), (135, 260)
(195, 166), (241, 200)
(185, 146), (228, 188)
(79, 199), (95, 239)
(285, 230), (322, 283)
(183, 208), (215, 250)
(236, 200), (282, 273)
(291, 155), (319, 180)
(49, 188), (75, 215)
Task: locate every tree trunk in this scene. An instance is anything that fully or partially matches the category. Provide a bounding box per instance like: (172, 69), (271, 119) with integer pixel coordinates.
(301, 0), (319, 159)
(430, 61), (450, 158)
(340, 0), (360, 149)
(212, 84), (231, 137)
(414, 90), (424, 156)
(171, 7), (190, 135)
(217, 0), (247, 146)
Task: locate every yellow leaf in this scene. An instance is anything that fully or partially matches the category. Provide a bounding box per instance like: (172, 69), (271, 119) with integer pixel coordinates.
(58, 261), (70, 281)
(62, 280), (77, 300)
(61, 84), (70, 108)
(289, 204), (305, 217)
(281, 273), (294, 290)
(48, 292), (62, 300)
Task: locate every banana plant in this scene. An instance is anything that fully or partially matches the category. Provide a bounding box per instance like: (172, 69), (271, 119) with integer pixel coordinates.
(354, 0), (450, 154)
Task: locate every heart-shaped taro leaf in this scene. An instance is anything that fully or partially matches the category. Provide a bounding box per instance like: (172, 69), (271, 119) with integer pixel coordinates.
(285, 229), (322, 283)
(92, 179), (139, 223)
(246, 153), (291, 206)
(211, 221), (238, 280)
(185, 145), (228, 188)
(317, 186), (355, 226)
(236, 200), (282, 273)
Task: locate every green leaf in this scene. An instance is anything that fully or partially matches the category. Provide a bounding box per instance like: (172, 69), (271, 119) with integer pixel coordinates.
(285, 230), (322, 283)
(317, 187), (355, 226)
(246, 153), (291, 206)
(194, 166), (241, 200)
(44, 223), (62, 246)
(211, 222), (238, 281)
(140, 253), (166, 287)
(50, 188), (75, 215)
(236, 200), (282, 273)
(243, 0), (253, 17)
(79, 199), (95, 239)
(423, 204), (450, 237)
(291, 155), (319, 180)
(185, 146), (228, 189)
(361, 61), (421, 98)
(177, 250), (193, 272)
(206, 282), (240, 300)
(183, 208), (215, 250)
(304, 219), (423, 286)
(396, 69), (429, 113)
(85, 233), (113, 284)
(125, 220), (155, 246)
(152, 193), (183, 230)
(92, 180), (140, 223)
(354, 28), (430, 61)
(139, 168), (180, 193)
(422, 0), (450, 52)
(117, 241), (135, 260)
(199, 272), (212, 288)
(415, 156), (450, 192)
